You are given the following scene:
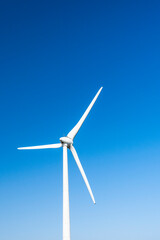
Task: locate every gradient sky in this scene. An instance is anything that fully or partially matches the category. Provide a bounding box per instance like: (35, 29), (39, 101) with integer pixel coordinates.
(0, 1), (160, 239)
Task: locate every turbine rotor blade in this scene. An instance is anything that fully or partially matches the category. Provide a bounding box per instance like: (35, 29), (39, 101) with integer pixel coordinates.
(17, 143), (62, 150)
(67, 87), (103, 140)
(70, 145), (95, 204)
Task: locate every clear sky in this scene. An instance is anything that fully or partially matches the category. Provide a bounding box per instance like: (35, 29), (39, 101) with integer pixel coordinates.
(0, 1), (160, 239)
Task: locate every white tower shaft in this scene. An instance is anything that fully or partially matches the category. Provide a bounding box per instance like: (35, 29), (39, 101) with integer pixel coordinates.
(63, 144), (70, 240)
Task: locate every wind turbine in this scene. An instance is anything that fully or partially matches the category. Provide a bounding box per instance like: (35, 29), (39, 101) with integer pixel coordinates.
(18, 87), (103, 240)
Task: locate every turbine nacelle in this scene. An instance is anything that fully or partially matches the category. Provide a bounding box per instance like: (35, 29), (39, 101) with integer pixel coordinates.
(60, 136), (73, 146)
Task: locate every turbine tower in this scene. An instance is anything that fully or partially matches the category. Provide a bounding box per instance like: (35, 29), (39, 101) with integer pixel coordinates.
(18, 87), (103, 240)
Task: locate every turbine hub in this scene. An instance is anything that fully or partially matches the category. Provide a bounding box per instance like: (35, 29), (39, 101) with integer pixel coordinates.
(60, 137), (73, 146)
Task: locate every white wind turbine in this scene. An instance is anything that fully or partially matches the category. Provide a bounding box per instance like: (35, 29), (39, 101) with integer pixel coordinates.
(18, 87), (103, 240)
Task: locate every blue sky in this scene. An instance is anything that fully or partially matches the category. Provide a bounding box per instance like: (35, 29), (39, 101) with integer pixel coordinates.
(0, 0), (160, 239)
